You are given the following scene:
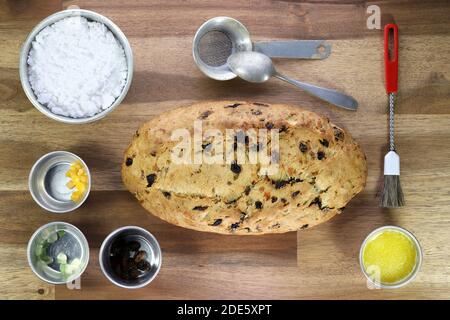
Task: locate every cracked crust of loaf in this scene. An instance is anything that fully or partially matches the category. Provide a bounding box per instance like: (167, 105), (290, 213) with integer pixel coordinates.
(121, 101), (367, 235)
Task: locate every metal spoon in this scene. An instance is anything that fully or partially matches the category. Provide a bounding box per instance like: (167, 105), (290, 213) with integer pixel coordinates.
(227, 51), (358, 110)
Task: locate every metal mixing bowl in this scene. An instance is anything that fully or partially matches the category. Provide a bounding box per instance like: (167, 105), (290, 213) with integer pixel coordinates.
(27, 222), (90, 284)
(19, 9), (133, 124)
(99, 226), (162, 289)
(29, 151), (91, 213)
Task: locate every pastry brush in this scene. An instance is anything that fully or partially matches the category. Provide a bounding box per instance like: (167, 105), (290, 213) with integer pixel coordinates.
(381, 23), (404, 207)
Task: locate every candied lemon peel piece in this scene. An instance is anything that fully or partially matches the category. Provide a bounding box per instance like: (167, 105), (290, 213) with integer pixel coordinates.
(65, 161), (88, 202)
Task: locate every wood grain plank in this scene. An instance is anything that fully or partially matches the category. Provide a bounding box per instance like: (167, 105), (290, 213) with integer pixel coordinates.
(1, 113), (450, 192)
(0, 0), (63, 30)
(0, 245), (55, 300)
(60, 0), (450, 38)
(0, 191), (297, 299)
(1, 0), (449, 299)
(3, 33), (448, 116)
(297, 196), (450, 299)
(0, 192), (58, 300)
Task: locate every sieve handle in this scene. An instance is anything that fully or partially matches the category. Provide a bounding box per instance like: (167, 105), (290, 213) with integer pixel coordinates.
(253, 40), (331, 59)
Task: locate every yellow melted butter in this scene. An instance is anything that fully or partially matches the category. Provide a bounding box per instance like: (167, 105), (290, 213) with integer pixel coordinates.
(363, 230), (417, 284)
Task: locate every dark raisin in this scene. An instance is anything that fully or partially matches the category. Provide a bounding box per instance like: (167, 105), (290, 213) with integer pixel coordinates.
(225, 103), (242, 108)
(193, 206), (208, 211)
(309, 197), (322, 209)
(300, 224), (309, 230)
(211, 219), (222, 226)
(319, 139), (329, 147)
(299, 142), (308, 153)
(251, 110), (262, 116)
(162, 191), (171, 199)
(292, 191), (300, 198)
(255, 201), (263, 209)
(137, 260), (151, 272)
(279, 125), (287, 133)
(280, 198), (287, 204)
(226, 200), (237, 207)
(230, 161), (241, 174)
(271, 223), (281, 229)
(274, 180), (287, 189)
(271, 196), (278, 203)
(265, 122), (274, 130)
(244, 186), (251, 195)
(134, 250), (147, 263)
(146, 174), (156, 187)
(230, 222), (240, 230)
(333, 126), (344, 141)
(317, 151), (325, 160)
(125, 157), (133, 166)
(198, 110), (213, 119)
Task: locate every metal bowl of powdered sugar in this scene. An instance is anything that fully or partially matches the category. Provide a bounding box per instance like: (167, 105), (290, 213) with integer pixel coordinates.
(19, 9), (133, 124)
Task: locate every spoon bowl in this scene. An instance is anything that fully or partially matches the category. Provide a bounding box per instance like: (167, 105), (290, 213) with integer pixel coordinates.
(227, 51), (275, 83)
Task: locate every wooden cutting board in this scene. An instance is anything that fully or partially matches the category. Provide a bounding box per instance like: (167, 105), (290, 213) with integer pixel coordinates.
(0, 0), (449, 299)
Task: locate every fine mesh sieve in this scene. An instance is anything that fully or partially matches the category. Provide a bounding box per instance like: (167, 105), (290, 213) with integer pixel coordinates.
(193, 17), (252, 80)
(198, 30), (233, 67)
(193, 16), (331, 81)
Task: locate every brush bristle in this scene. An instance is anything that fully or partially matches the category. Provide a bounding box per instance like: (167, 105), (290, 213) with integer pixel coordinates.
(381, 175), (405, 208)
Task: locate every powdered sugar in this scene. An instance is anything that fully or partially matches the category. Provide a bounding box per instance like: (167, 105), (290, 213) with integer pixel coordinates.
(27, 16), (128, 118)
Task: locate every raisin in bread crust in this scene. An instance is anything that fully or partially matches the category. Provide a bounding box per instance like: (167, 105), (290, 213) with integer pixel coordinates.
(122, 101), (367, 235)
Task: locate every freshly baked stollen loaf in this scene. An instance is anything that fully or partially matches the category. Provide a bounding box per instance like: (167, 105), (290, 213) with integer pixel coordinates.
(122, 101), (367, 235)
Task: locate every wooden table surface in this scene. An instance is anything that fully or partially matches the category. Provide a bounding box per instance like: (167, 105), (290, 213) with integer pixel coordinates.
(1, 0), (449, 300)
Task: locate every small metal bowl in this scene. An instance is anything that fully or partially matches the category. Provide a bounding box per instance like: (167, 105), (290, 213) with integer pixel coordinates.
(99, 226), (162, 289)
(193, 16), (252, 81)
(359, 225), (423, 289)
(19, 9), (133, 124)
(29, 151), (91, 213)
(27, 222), (90, 284)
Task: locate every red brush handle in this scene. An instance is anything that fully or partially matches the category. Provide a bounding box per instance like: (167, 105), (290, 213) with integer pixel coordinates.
(384, 24), (398, 93)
